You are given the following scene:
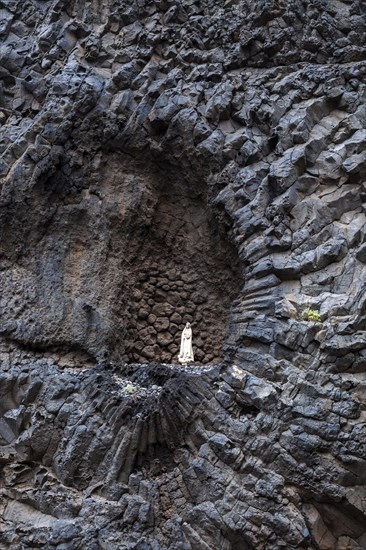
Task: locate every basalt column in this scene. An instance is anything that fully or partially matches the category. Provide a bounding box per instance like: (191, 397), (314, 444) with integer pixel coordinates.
(122, 168), (242, 365)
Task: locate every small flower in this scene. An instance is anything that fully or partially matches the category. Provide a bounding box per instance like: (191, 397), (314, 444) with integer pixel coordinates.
(302, 307), (321, 322)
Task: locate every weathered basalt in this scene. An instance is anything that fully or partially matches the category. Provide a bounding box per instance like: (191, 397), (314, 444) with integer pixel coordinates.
(1, 0), (366, 548)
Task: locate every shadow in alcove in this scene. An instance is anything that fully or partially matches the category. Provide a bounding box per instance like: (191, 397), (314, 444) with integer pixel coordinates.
(121, 165), (243, 365)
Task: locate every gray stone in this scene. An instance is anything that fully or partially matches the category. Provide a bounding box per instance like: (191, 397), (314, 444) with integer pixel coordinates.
(356, 244), (366, 263)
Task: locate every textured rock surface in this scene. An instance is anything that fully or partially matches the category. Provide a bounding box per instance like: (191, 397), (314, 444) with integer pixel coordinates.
(1, 0), (366, 548)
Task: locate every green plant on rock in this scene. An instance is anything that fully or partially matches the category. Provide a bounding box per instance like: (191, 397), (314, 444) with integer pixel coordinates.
(302, 307), (321, 323)
(124, 383), (137, 394)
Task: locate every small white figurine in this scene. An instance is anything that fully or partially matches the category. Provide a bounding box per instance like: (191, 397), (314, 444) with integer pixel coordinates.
(178, 322), (194, 365)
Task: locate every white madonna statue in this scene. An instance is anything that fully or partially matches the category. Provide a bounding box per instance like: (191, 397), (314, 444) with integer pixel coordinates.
(178, 322), (194, 365)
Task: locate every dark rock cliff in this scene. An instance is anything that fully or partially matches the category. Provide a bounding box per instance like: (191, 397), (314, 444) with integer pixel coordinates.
(1, 0), (366, 548)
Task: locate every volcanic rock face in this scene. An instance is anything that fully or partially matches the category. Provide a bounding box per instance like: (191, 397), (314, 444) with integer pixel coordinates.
(1, 0), (366, 548)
